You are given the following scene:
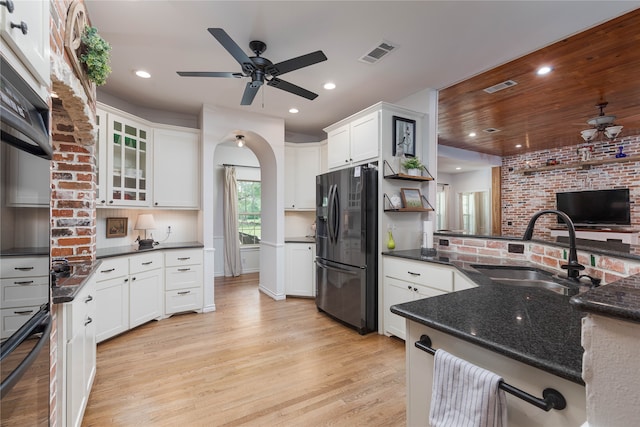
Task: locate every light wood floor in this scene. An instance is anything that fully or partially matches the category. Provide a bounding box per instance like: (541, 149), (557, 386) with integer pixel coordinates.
(82, 273), (406, 426)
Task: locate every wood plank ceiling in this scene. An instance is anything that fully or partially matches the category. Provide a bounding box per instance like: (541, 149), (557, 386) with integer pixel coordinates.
(437, 8), (640, 158)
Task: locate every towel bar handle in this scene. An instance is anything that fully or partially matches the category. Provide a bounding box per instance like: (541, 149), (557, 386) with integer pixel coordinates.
(415, 335), (567, 412)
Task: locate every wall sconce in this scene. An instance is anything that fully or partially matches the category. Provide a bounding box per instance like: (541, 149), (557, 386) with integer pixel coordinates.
(134, 213), (156, 249)
(236, 134), (245, 147)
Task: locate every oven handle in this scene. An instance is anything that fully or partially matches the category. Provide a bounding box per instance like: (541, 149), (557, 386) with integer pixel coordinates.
(0, 306), (51, 399)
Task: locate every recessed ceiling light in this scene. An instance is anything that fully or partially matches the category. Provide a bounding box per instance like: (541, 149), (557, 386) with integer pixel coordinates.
(323, 82), (336, 90)
(455, 167), (461, 170)
(468, 132), (476, 137)
(289, 108), (299, 114)
(536, 66), (552, 76)
(135, 70), (151, 79)
(515, 144), (522, 148)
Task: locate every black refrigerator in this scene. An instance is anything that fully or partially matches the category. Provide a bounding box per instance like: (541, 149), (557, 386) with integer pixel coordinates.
(315, 165), (377, 334)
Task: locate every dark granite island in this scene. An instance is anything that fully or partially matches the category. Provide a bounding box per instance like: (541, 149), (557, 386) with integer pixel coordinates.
(388, 250), (587, 426)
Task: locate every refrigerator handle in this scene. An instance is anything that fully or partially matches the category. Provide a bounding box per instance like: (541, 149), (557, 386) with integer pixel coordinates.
(316, 260), (361, 275)
(327, 184), (337, 244)
(330, 184), (340, 243)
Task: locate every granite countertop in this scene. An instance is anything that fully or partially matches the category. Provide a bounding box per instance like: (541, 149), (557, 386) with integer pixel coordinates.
(570, 274), (640, 323)
(284, 236), (316, 243)
(96, 241), (204, 259)
(386, 249), (588, 384)
(51, 260), (102, 304)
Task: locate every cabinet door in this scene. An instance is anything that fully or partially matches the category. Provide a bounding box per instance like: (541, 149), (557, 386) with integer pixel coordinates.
(383, 277), (414, 339)
(284, 147), (296, 208)
(153, 127), (200, 208)
(4, 144), (50, 206)
(285, 243), (315, 297)
(129, 269), (163, 328)
(327, 124), (350, 169)
(294, 146), (320, 209)
(106, 114), (151, 207)
(67, 332), (85, 427)
(95, 277), (129, 343)
(413, 283), (447, 299)
(0, 0), (50, 87)
(350, 111), (379, 164)
(95, 109), (108, 206)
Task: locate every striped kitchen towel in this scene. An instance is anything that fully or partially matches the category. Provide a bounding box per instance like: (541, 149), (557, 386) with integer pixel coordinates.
(429, 349), (507, 427)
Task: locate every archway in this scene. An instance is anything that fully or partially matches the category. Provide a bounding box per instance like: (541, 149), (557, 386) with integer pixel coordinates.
(200, 105), (286, 312)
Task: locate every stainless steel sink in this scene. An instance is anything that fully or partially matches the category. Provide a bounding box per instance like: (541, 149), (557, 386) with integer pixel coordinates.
(472, 265), (573, 295)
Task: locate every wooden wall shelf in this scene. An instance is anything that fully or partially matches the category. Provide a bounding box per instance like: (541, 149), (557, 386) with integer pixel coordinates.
(382, 160), (434, 181)
(518, 155), (640, 175)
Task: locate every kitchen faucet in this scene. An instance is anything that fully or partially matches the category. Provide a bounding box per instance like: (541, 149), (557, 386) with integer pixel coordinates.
(523, 209), (585, 279)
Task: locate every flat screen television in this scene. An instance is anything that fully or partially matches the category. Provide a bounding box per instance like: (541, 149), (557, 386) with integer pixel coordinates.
(556, 188), (631, 227)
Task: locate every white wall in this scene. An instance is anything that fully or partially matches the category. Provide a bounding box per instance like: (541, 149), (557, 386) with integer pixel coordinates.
(96, 209), (199, 249)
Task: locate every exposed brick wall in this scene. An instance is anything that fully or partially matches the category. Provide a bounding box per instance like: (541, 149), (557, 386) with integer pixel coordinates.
(435, 236), (640, 285)
(51, 102), (97, 263)
(501, 135), (640, 238)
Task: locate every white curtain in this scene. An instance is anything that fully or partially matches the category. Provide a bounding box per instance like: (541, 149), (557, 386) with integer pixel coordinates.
(224, 166), (242, 277)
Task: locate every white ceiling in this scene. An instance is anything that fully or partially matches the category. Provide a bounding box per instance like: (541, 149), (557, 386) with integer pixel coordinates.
(85, 0), (639, 149)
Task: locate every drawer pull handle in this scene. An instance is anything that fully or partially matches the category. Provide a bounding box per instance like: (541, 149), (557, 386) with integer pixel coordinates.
(14, 280), (34, 285)
(413, 287), (418, 292)
(407, 285), (412, 290)
(15, 310), (34, 315)
(407, 271), (421, 276)
(177, 291), (191, 295)
(1, 1), (15, 13)
(177, 257), (191, 260)
(14, 266), (34, 271)
(142, 261), (153, 265)
(85, 317), (93, 326)
(85, 295), (93, 303)
(178, 268), (191, 272)
(100, 268), (116, 273)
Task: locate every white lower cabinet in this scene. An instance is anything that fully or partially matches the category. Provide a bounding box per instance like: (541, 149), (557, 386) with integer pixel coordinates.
(63, 278), (96, 427)
(285, 243), (316, 297)
(94, 257), (129, 343)
(164, 249), (203, 315)
(129, 253), (163, 327)
(383, 257), (455, 340)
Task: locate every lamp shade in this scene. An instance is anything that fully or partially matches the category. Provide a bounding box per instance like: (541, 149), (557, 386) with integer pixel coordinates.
(134, 214), (156, 230)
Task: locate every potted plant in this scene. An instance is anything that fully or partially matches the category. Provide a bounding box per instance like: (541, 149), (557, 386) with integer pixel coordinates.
(402, 157), (423, 176)
(79, 26), (112, 86)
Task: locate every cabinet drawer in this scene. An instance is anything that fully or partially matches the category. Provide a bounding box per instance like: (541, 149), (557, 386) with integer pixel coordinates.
(130, 252), (163, 274)
(67, 283), (96, 337)
(1, 277), (49, 307)
(164, 249), (203, 267)
(1, 256), (49, 278)
(384, 257), (453, 292)
(0, 305), (42, 339)
(165, 265), (203, 291)
(94, 258), (128, 281)
(165, 288), (202, 315)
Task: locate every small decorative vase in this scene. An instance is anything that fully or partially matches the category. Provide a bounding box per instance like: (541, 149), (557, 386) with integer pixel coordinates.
(387, 230), (395, 250)
(407, 168), (420, 176)
(615, 146), (627, 158)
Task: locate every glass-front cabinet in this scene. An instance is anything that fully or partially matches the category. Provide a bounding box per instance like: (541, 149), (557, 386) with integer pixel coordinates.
(106, 113), (151, 206)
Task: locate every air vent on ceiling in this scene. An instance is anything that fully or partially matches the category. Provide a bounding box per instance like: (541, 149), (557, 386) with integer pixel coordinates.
(483, 79), (518, 94)
(359, 40), (398, 64)
(483, 127), (502, 134)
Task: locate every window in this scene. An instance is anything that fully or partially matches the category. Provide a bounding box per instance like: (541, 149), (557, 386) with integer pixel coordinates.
(237, 180), (261, 245)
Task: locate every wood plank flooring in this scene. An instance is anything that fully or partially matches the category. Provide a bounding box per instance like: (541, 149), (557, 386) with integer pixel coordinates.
(82, 273), (407, 426)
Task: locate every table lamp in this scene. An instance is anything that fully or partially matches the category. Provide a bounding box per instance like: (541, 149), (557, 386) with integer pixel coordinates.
(134, 213), (156, 249)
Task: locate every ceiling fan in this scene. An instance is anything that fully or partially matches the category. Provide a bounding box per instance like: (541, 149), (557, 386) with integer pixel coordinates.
(177, 28), (328, 106)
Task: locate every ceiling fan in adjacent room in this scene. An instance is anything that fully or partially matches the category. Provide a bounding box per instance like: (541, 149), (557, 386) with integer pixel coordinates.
(177, 28), (328, 106)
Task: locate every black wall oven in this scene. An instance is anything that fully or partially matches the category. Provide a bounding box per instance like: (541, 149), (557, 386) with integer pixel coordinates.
(1, 55), (52, 426)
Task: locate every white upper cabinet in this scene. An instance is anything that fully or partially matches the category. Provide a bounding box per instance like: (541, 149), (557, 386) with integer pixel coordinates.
(284, 143), (321, 210)
(325, 109), (380, 170)
(153, 127), (200, 209)
(0, 0), (50, 97)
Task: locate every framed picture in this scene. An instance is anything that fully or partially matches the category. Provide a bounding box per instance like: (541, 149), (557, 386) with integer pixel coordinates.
(392, 116), (416, 157)
(400, 188), (423, 209)
(106, 217), (128, 238)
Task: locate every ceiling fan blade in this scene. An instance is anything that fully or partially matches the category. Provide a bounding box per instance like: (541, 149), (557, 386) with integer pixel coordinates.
(208, 28), (255, 73)
(241, 82), (261, 105)
(177, 71), (243, 78)
(268, 78), (318, 100)
(267, 50), (327, 76)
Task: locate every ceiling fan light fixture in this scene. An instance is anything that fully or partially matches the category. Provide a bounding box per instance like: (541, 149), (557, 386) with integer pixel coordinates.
(236, 134), (245, 147)
(580, 128), (597, 142)
(604, 125), (623, 140)
(582, 102), (623, 141)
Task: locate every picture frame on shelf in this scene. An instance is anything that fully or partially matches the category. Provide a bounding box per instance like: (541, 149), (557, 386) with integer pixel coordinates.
(400, 188), (422, 209)
(106, 217), (128, 238)
(392, 116), (416, 157)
